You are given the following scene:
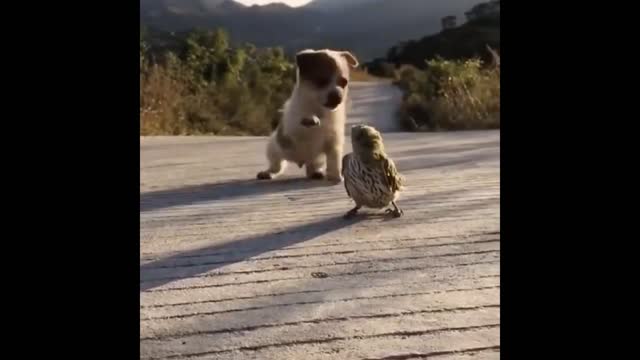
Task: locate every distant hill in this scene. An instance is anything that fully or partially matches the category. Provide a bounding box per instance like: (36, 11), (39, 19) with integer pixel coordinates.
(304, 0), (375, 11)
(385, 13), (500, 68)
(140, 0), (485, 60)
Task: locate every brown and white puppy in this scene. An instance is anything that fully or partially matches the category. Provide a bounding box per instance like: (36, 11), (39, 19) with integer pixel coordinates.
(257, 49), (359, 183)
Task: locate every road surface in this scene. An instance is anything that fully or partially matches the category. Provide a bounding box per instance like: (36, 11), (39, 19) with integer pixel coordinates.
(346, 81), (404, 133)
(140, 81), (500, 359)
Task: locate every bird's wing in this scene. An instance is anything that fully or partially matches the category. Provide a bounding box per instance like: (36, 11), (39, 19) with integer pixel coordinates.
(342, 153), (352, 198)
(381, 156), (403, 192)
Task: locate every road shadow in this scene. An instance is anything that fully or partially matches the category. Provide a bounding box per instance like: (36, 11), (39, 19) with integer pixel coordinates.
(139, 184), (496, 292)
(140, 215), (364, 292)
(140, 177), (333, 213)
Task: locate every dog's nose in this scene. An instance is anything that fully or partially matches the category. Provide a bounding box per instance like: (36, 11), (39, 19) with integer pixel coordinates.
(325, 91), (342, 109)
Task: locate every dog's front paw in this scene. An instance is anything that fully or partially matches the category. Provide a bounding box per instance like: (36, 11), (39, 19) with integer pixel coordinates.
(326, 174), (343, 184)
(308, 172), (325, 180)
(301, 116), (320, 127)
(257, 171), (273, 180)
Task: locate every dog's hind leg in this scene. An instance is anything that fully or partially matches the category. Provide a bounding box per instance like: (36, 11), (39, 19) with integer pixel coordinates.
(257, 141), (287, 180)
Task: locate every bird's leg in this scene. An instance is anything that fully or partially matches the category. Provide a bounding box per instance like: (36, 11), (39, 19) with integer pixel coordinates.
(385, 201), (404, 218)
(343, 205), (361, 219)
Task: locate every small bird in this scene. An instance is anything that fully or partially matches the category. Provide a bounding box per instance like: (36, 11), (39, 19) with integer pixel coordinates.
(342, 124), (404, 219)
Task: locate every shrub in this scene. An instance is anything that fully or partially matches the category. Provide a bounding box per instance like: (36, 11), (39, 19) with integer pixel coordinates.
(140, 29), (295, 136)
(395, 57), (500, 131)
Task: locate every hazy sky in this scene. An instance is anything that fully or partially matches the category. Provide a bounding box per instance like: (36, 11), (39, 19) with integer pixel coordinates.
(235, 0), (313, 7)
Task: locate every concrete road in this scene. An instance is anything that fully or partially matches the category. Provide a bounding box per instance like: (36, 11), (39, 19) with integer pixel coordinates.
(346, 81), (404, 133)
(140, 81), (500, 359)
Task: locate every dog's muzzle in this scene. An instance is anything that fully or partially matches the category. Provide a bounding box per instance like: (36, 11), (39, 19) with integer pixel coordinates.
(324, 90), (342, 109)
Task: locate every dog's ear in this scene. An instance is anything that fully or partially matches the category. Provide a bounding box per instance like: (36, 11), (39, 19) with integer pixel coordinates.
(295, 50), (318, 72)
(296, 50), (337, 80)
(340, 51), (359, 68)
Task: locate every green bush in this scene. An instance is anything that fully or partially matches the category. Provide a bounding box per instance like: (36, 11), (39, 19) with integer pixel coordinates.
(140, 29), (295, 135)
(394, 57), (500, 131)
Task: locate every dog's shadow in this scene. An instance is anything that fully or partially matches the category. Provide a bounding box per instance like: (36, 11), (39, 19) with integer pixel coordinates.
(140, 214), (364, 292)
(140, 177), (335, 213)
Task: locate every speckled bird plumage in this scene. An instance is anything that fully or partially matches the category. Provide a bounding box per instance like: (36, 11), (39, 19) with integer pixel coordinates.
(342, 124), (404, 218)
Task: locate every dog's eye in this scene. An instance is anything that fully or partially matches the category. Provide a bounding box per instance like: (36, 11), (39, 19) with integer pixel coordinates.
(337, 76), (348, 88)
(313, 77), (332, 88)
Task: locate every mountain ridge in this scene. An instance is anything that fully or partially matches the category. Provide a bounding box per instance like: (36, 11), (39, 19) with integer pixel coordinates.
(140, 0), (485, 60)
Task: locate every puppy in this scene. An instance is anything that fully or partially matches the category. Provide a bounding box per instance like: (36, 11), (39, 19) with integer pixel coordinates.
(257, 49), (359, 183)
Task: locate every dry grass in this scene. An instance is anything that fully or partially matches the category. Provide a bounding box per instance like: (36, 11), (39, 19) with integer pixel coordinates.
(140, 64), (190, 135)
(140, 63), (284, 136)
